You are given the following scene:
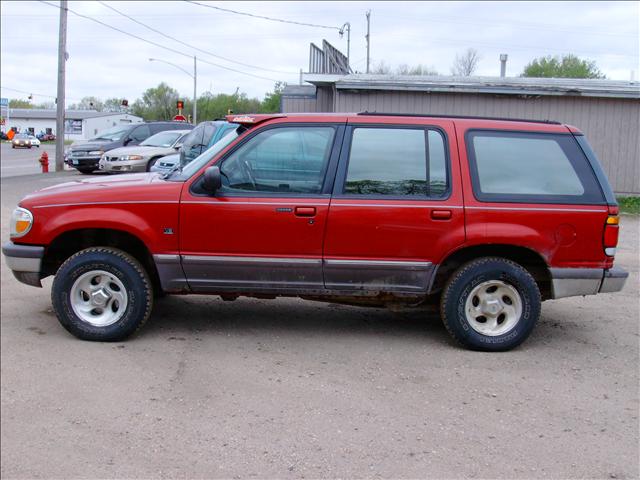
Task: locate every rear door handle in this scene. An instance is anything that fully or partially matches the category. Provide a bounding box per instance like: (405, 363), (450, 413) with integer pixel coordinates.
(295, 206), (316, 217)
(431, 209), (452, 220)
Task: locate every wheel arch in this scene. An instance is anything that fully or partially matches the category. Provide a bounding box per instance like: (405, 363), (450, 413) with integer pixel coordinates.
(430, 244), (552, 300)
(42, 227), (162, 294)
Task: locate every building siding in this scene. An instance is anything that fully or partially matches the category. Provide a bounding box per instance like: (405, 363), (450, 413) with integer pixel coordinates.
(283, 88), (639, 194)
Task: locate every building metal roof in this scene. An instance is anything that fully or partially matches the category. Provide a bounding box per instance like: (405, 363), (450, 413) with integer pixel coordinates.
(3, 109), (142, 120)
(301, 74), (640, 99)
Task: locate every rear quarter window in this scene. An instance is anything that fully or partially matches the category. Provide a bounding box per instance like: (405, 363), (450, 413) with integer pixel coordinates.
(466, 130), (604, 204)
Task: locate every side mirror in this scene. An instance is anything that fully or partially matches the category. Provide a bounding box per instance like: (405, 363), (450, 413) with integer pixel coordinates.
(174, 144), (182, 151)
(202, 166), (222, 194)
(123, 137), (132, 146)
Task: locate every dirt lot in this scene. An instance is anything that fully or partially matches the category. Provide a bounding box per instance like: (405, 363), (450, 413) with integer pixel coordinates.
(1, 172), (638, 479)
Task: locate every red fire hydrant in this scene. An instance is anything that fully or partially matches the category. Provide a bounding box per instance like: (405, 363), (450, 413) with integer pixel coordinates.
(39, 151), (49, 173)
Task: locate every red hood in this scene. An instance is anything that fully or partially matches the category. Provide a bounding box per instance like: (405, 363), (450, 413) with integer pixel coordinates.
(19, 173), (183, 208)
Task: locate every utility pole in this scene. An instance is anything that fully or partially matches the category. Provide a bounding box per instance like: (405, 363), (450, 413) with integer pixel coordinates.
(193, 55), (197, 125)
(365, 10), (371, 74)
(55, 0), (68, 172)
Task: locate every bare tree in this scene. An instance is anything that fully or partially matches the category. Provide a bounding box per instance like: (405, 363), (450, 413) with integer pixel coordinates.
(451, 48), (481, 76)
(371, 61), (439, 76)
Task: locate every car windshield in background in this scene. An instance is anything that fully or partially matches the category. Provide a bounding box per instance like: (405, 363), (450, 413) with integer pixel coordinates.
(90, 125), (130, 142)
(140, 131), (183, 147)
(170, 128), (240, 180)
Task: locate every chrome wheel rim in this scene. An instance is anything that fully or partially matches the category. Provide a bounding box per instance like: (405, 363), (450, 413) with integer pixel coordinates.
(70, 270), (128, 327)
(465, 280), (522, 336)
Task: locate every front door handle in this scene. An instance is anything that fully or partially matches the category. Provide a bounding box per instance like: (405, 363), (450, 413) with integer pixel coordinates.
(431, 209), (452, 220)
(295, 206), (316, 217)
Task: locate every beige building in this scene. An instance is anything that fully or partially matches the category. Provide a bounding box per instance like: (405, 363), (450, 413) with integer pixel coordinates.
(282, 76), (640, 194)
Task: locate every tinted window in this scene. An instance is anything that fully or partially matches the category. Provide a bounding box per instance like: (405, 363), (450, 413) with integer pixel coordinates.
(344, 127), (448, 197)
(467, 131), (604, 204)
(181, 125), (205, 163)
(203, 124), (218, 148)
(220, 126), (335, 194)
(129, 125), (151, 142)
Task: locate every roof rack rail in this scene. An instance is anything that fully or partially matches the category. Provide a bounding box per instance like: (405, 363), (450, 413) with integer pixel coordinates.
(356, 111), (562, 125)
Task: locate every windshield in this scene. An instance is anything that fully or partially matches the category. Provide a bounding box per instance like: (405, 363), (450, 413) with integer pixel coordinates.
(90, 125), (131, 141)
(140, 131), (183, 147)
(168, 127), (241, 180)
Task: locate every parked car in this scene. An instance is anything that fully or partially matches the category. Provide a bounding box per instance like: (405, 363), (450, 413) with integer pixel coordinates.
(178, 120), (238, 168)
(11, 133), (33, 148)
(38, 133), (56, 142)
(66, 121), (194, 174)
(27, 135), (40, 147)
(150, 121), (238, 174)
(2, 113), (628, 351)
(98, 130), (190, 173)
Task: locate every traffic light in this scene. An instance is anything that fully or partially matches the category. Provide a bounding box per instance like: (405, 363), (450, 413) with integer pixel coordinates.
(176, 100), (184, 110)
(121, 99), (129, 107)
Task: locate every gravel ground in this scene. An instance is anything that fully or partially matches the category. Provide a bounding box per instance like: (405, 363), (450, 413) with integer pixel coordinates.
(1, 172), (638, 479)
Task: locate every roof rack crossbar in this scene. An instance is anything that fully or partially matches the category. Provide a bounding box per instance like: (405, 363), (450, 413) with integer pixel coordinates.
(356, 111), (562, 125)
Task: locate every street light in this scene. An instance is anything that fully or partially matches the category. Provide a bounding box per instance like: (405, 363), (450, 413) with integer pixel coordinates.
(339, 22), (351, 72)
(149, 56), (197, 124)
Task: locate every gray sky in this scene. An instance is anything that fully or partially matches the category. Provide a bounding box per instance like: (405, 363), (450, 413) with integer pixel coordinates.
(1, 1), (638, 106)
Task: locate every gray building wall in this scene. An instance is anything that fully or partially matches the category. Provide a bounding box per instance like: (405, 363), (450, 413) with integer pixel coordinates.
(283, 87), (639, 194)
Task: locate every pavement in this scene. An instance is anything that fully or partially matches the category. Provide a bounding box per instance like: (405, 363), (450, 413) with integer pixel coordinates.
(1, 172), (638, 479)
(0, 142), (60, 178)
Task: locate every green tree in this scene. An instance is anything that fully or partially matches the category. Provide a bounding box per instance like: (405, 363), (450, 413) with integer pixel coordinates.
(259, 81), (286, 113)
(9, 99), (32, 108)
(69, 96), (103, 111)
(522, 54), (605, 79)
(131, 82), (180, 121)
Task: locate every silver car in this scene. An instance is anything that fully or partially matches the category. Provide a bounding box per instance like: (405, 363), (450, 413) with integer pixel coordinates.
(98, 130), (190, 173)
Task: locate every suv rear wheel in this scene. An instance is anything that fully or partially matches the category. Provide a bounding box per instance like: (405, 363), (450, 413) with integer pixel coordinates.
(440, 257), (541, 351)
(51, 247), (153, 341)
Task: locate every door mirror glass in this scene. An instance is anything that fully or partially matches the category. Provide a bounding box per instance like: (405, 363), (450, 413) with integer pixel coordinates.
(202, 166), (222, 194)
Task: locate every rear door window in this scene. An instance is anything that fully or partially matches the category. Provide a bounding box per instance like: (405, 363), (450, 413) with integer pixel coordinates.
(466, 131), (604, 204)
(342, 127), (449, 197)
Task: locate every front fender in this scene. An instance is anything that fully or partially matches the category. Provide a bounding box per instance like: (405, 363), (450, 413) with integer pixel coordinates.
(28, 205), (179, 253)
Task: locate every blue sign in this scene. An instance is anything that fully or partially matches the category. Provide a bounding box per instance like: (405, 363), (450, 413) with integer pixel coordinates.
(0, 98), (8, 107)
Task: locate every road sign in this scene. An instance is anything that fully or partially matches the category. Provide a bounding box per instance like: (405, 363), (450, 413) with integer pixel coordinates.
(173, 114), (187, 122)
(0, 98), (8, 107)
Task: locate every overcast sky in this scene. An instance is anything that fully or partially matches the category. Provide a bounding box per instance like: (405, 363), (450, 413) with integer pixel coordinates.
(1, 1), (638, 106)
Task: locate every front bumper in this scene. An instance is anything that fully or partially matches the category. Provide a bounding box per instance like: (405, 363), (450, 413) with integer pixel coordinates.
(68, 156), (101, 169)
(2, 241), (45, 287)
(550, 266), (628, 299)
(98, 158), (147, 173)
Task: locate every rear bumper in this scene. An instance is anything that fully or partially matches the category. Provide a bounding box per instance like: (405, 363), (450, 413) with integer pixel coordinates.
(2, 241), (45, 287)
(550, 266), (628, 299)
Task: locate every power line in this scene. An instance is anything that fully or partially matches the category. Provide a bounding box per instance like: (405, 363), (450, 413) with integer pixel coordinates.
(96, 1), (297, 75)
(0, 86), (82, 103)
(184, 0), (341, 30)
(38, 0), (284, 83)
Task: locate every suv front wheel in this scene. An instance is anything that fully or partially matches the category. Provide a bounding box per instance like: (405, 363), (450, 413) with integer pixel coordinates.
(51, 247), (153, 341)
(440, 257), (541, 351)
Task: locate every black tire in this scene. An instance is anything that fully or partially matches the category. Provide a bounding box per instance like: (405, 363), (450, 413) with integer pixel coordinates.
(77, 167), (96, 174)
(440, 257), (541, 352)
(51, 247), (153, 341)
(146, 157), (160, 172)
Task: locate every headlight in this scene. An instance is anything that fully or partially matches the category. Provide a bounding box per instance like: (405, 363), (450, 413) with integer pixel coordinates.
(88, 150), (104, 155)
(119, 155), (144, 161)
(10, 207), (33, 238)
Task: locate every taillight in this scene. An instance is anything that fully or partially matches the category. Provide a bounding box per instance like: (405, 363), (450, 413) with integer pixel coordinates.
(604, 214), (619, 256)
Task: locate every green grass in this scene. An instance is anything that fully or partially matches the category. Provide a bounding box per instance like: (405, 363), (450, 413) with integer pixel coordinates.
(617, 196), (640, 215)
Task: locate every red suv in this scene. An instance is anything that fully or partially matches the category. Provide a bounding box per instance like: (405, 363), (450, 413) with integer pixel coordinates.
(2, 113), (628, 351)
